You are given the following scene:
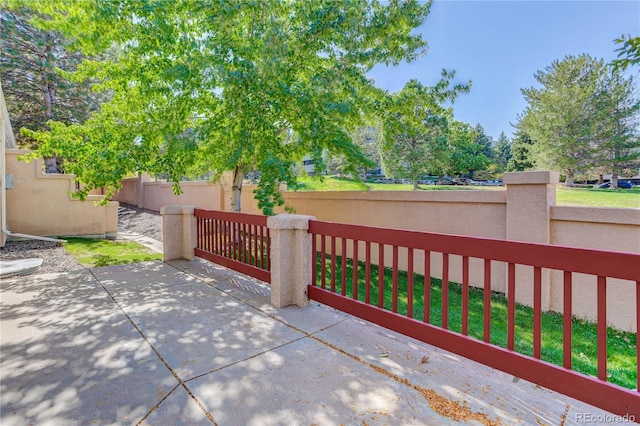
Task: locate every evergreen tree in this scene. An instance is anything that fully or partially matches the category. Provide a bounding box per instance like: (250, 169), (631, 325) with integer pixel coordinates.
(592, 70), (640, 188)
(473, 124), (493, 159)
(520, 54), (607, 186)
(507, 130), (534, 172)
(493, 131), (511, 171)
(0, 6), (105, 150)
(507, 130), (535, 172)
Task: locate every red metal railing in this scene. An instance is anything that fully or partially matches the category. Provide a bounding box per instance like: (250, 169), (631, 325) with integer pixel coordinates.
(194, 209), (270, 283)
(308, 219), (640, 419)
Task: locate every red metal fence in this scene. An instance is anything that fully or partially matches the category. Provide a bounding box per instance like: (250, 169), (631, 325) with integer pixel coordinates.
(194, 209), (271, 283)
(308, 219), (640, 419)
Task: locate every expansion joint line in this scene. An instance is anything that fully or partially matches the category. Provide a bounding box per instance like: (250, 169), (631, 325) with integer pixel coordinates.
(89, 270), (217, 426)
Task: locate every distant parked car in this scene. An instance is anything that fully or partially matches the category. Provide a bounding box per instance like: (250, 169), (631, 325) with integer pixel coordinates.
(594, 181), (632, 189)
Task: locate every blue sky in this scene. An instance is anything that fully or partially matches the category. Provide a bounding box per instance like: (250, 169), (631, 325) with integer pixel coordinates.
(368, 0), (640, 140)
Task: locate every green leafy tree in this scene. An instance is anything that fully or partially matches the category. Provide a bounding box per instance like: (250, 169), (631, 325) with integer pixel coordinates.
(612, 35), (640, 70)
(592, 70), (640, 188)
(519, 54), (607, 186)
(380, 73), (470, 189)
(324, 124), (381, 179)
(507, 130), (535, 172)
(447, 120), (489, 178)
(493, 131), (512, 172)
(0, 6), (105, 151)
(17, 0), (431, 213)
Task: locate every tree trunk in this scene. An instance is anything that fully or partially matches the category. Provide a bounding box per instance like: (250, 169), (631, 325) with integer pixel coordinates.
(598, 174), (604, 185)
(230, 165), (244, 213)
(413, 178), (419, 190)
(611, 173), (619, 189)
(564, 170), (575, 187)
(438, 175), (444, 185)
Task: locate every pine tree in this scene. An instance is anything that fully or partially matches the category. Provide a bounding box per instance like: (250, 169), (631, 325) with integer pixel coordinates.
(592, 70), (640, 188)
(0, 7), (105, 151)
(493, 131), (511, 171)
(473, 124), (493, 159)
(507, 130), (535, 172)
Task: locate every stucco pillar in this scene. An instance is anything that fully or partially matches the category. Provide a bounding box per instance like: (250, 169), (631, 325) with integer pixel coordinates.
(105, 201), (119, 239)
(267, 214), (316, 308)
(504, 171), (559, 309)
(137, 173), (151, 209)
(161, 205), (196, 261)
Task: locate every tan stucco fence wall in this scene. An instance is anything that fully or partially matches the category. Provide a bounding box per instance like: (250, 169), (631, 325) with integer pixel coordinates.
(123, 171), (639, 331)
(3, 149), (118, 240)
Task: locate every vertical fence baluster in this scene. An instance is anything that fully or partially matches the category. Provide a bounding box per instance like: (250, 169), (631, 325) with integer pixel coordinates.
(252, 224), (257, 266)
(266, 227), (271, 270)
(259, 225), (264, 268)
(196, 215), (200, 249)
(533, 266), (542, 359)
(217, 219), (222, 255)
(484, 259), (491, 343)
(352, 240), (359, 300)
(392, 245), (399, 313)
(637, 281), (639, 392)
(563, 271), (572, 369)
(341, 238), (347, 296)
(207, 218), (211, 252)
(378, 243), (384, 308)
(424, 250), (431, 323)
(462, 255), (469, 336)
(331, 236), (336, 292)
(407, 248), (414, 319)
(442, 253), (449, 329)
(365, 241), (371, 304)
(311, 233), (316, 287)
(507, 263), (516, 351)
(222, 221), (227, 258)
(243, 223), (248, 263)
(321, 235), (326, 289)
(208, 219), (218, 253)
(598, 276), (607, 381)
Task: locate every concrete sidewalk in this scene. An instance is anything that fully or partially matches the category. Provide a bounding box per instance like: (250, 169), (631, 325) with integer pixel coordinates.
(0, 259), (615, 425)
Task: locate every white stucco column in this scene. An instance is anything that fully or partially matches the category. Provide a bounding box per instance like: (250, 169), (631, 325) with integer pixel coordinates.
(504, 171), (559, 309)
(161, 205), (196, 261)
(267, 214), (316, 308)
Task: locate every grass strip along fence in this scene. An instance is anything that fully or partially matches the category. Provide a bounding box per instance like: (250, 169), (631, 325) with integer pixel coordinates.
(314, 253), (637, 390)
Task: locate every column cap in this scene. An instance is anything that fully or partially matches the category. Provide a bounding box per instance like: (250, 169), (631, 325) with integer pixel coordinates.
(160, 205), (195, 215)
(503, 171), (559, 185)
(267, 214), (316, 230)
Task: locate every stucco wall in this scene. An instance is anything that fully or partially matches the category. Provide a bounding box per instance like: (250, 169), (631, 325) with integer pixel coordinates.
(550, 206), (640, 332)
(112, 176), (228, 212)
(243, 187), (509, 292)
(4, 149), (118, 239)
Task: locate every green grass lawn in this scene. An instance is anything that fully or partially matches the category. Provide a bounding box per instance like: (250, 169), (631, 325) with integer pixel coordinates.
(64, 237), (162, 267)
(293, 175), (639, 208)
(556, 186), (640, 208)
(315, 254), (637, 389)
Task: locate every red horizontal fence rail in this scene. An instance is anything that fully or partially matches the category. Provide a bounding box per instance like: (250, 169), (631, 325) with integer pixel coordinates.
(194, 209), (270, 283)
(307, 220), (640, 419)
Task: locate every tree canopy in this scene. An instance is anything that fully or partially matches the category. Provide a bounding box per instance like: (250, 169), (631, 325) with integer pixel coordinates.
(14, 0), (432, 212)
(519, 54), (640, 186)
(379, 73), (471, 188)
(0, 6), (106, 149)
(519, 54), (607, 186)
(612, 35), (640, 70)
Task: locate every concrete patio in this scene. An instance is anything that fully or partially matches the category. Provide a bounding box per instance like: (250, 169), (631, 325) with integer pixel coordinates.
(0, 259), (617, 425)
